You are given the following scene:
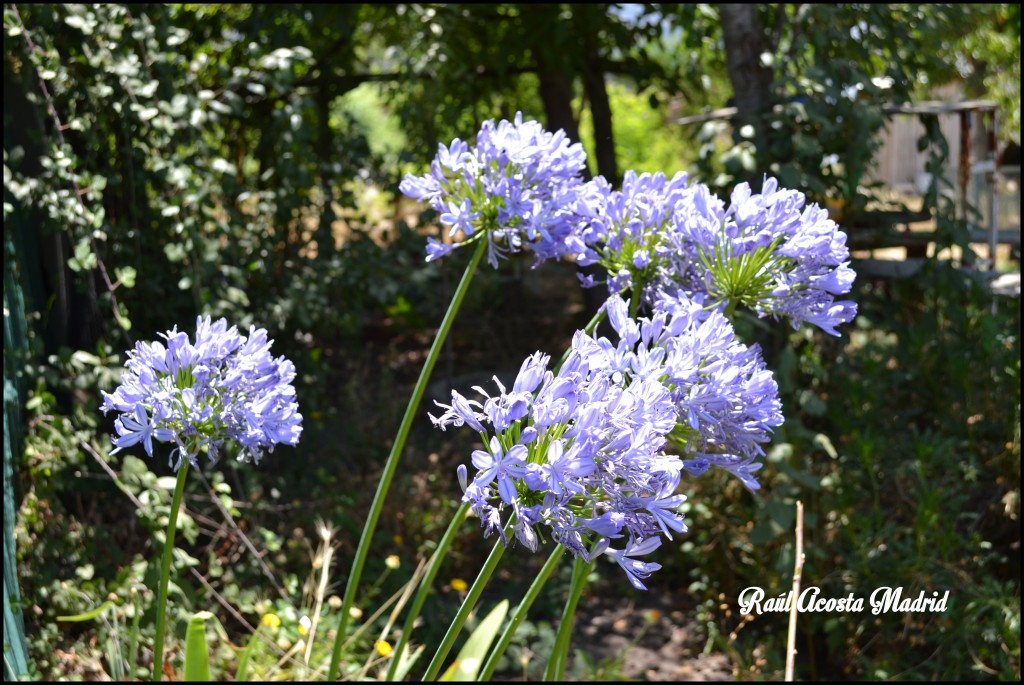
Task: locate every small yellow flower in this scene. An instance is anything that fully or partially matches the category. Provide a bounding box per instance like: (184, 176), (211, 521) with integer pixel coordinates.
(374, 640), (394, 658)
(385, 554), (400, 570)
(449, 578), (468, 592)
(261, 613), (282, 629)
(298, 615), (312, 636)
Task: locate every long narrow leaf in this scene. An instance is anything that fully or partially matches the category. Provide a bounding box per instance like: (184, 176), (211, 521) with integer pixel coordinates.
(439, 600), (509, 682)
(184, 611), (214, 682)
(56, 600), (117, 622)
(392, 644), (425, 682)
(234, 624), (263, 682)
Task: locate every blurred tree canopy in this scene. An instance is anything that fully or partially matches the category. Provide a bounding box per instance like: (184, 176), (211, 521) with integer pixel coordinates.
(697, 4), (1018, 203)
(4, 2), (1019, 358)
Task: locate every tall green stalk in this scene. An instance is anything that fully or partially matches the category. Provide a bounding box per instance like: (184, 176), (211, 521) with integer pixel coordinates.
(477, 544), (565, 681)
(328, 240), (486, 681)
(384, 502), (470, 681)
(544, 554), (594, 682)
(421, 519), (513, 681)
(629, 283), (642, 319)
(152, 460), (190, 682)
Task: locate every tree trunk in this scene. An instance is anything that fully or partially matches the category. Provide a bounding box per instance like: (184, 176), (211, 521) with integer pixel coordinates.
(720, 4), (772, 120)
(581, 53), (617, 184)
(576, 4), (617, 184)
(720, 3), (773, 171)
(315, 87), (337, 258)
(537, 66), (583, 162)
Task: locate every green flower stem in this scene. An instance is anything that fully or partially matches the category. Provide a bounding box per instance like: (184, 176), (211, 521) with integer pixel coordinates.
(385, 502), (471, 681)
(328, 239), (487, 681)
(724, 298), (739, 320)
(543, 553), (595, 682)
(152, 460), (190, 682)
(477, 544), (565, 681)
(421, 518), (514, 681)
(629, 284), (642, 318)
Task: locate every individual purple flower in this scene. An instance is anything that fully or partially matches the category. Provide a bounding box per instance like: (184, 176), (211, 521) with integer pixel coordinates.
(471, 437), (528, 504)
(439, 198), (479, 236)
(596, 537), (664, 591)
(399, 112), (589, 268)
(102, 316), (302, 469)
(111, 405), (175, 458)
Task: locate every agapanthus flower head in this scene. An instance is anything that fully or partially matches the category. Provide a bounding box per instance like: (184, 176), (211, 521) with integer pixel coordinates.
(434, 292), (782, 588)
(567, 170), (700, 303)
(653, 292), (784, 486)
(576, 173), (857, 336)
(672, 176), (858, 335)
(399, 112), (589, 268)
(101, 316), (302, 469)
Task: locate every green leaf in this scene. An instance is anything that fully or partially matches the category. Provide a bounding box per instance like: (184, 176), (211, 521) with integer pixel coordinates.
(184, 611), (214, 682)
(776, 462), (823, 491)
(115, 266), (137, 289)
(234, 624), (262, 682)
(68, 240), (97, 272)
(57, 599), (116, 622)
(392, 644), (424, 682)
(64, 14), (90, 33)
(813, 433), (839, 459)
(438, 600), (509, 682)
(71, 350), (101, 367)
(155, 476), (179, 491)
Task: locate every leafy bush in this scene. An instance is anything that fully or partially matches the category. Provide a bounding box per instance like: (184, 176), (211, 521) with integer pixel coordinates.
(5, 4), (1020, 683)
(670, 265), (1021, 680)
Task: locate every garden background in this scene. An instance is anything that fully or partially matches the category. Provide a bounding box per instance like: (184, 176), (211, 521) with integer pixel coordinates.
(4, 3), (1020, 681)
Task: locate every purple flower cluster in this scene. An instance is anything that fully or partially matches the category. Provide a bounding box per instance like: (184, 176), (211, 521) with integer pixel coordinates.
(432, 294), (782, 588)
(574, 174), (858, 336)
(671, 177), (858, 335)
(101, 316), (302, 469)
(653, 293), (783, 489)
(402, 112), (857, 336)
(399, 112), (588, 268)
(566, 171), (701, 298)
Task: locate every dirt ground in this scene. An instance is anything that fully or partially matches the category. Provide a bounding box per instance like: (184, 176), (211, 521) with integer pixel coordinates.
(572, 593), (735, 681)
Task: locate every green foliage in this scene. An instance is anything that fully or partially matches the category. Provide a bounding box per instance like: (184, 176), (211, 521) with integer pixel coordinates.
(694, 4), (1005, 215)
(487, 614), (559, 680)
(942, 4), (1021, 145)
(671, 267), (1021, 680)
(4, 3), (1020, 682)
(578, 81), (696, 178)
(438, 599), (508, 681)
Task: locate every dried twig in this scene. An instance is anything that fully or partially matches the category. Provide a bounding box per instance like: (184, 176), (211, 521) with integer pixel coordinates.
(194, 468), (290, 602)
(785, 500), (805, 681)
